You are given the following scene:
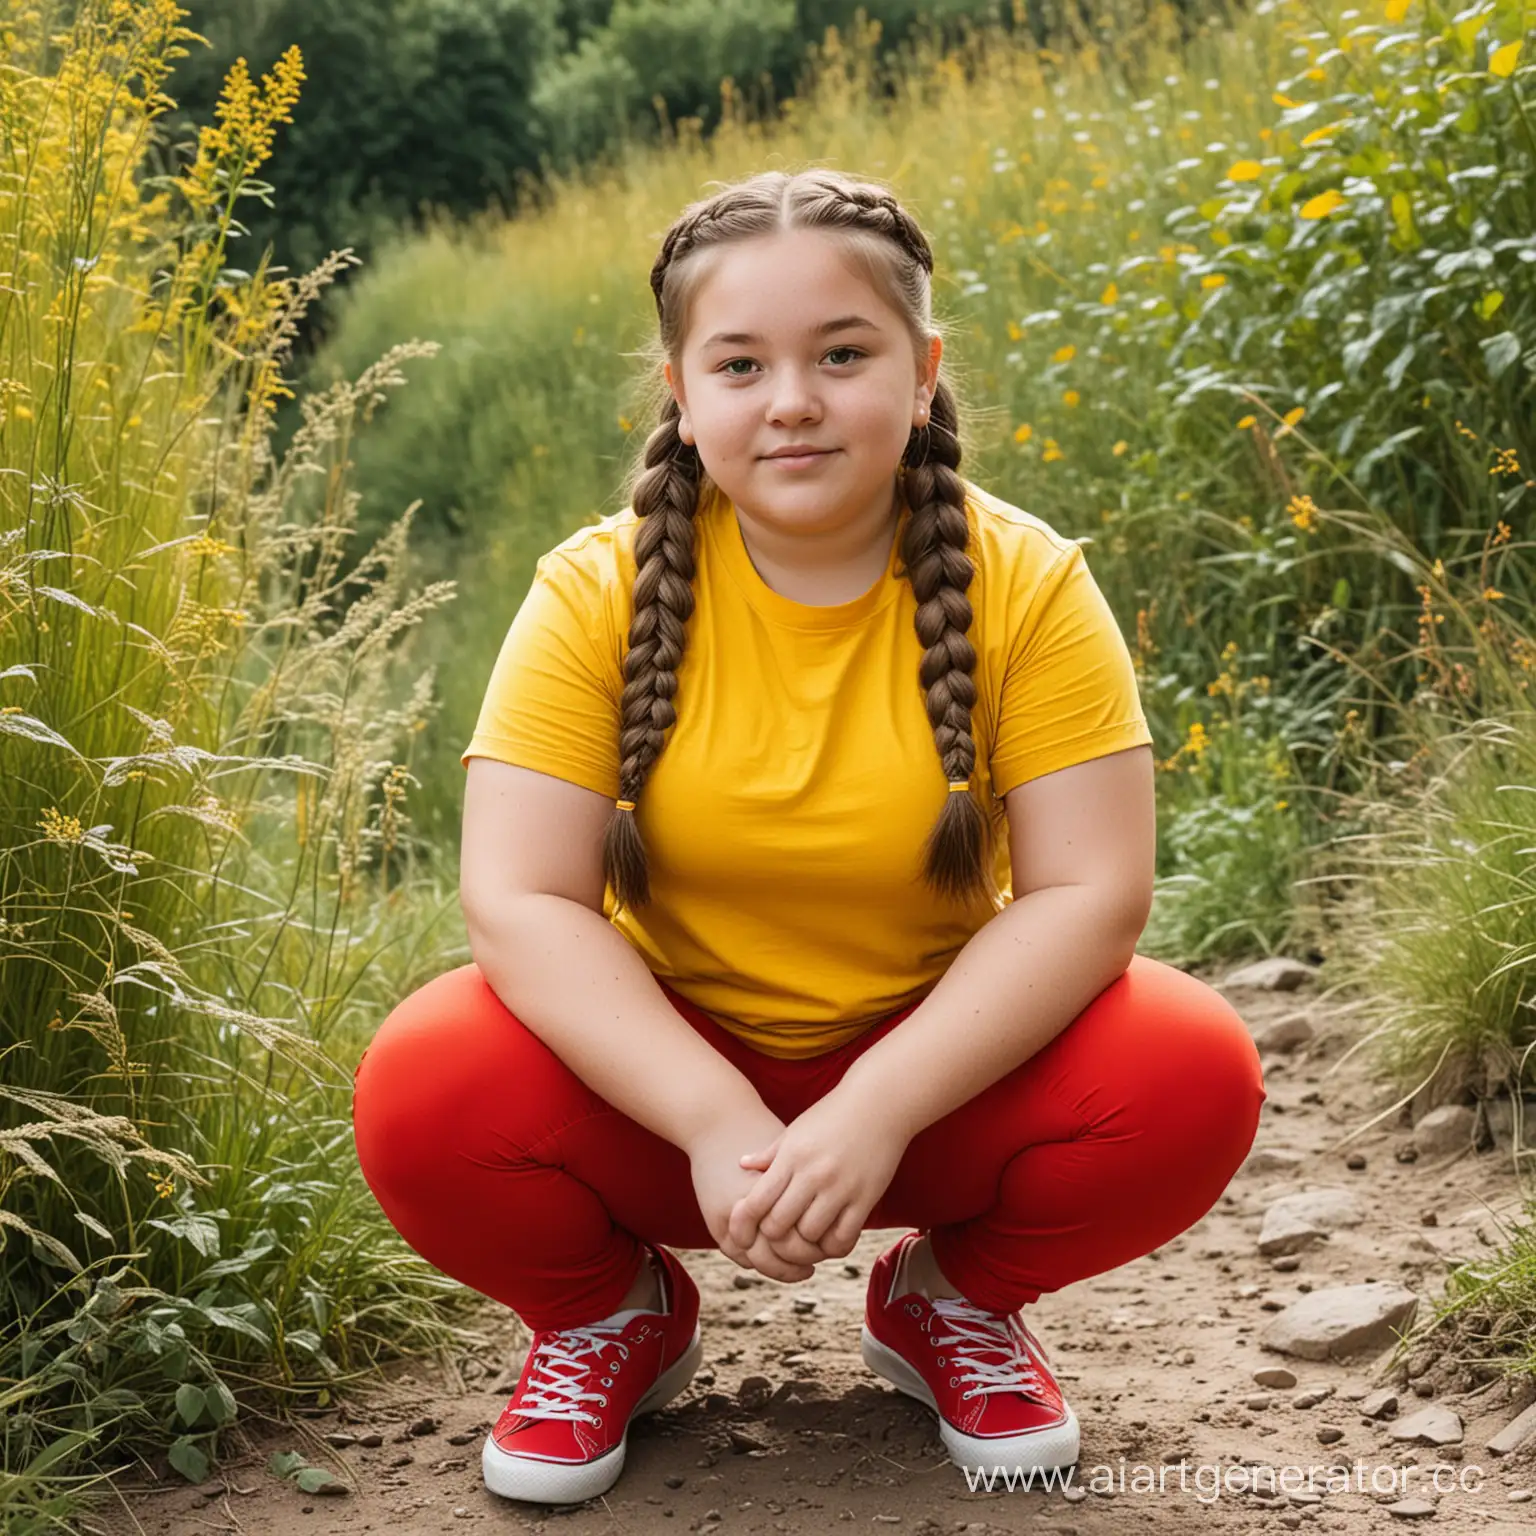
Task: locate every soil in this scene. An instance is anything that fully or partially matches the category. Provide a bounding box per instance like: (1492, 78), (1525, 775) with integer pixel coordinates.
(102, 977), (1536, 1536)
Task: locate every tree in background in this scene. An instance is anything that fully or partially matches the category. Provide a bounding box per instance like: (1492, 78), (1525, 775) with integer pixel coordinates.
(165, 0), (563, 287)
(163, 0), (1025, 296)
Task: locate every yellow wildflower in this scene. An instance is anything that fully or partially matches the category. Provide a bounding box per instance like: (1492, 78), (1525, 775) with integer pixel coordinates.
(1237, 415), (1256, 429)
(1300, 188), (1345, 220)
(1062, 390), (1080, 408)
(1051, 344), (1076, 364)
(1227, 160), (1264, 181)
(1288, 494), (1319, 532)
(1111, 441), (1128, 457)
(1013, 423), (1033, 444)
(39, 808), (84, 843)
(1490, 40), (1522, 78)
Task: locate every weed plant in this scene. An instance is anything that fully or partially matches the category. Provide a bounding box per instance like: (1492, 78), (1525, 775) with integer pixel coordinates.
(0, 4), (473, 1527)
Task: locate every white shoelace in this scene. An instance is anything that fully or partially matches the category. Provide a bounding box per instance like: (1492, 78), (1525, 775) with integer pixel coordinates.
(515, 1322), (634, 1425)
(928, 1297), (1050, 1400)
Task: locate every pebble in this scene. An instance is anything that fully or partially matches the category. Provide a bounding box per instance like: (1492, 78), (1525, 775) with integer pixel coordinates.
(1223, 955), (1317, 990)
(737, 1376), (772, 1409)
(1316, 1426), (1345, 1444)
(728, 1427), (768, 1454)
(1345, 1153), (1367, 1170)
(1294, 1388), (1334, 1409)
(665, 1475), (685, 1489)
(1413, 1104), (1476, 1156)
(1259, 1189), (1364, 1258)
(1246, 1394), (1273, 1411)
(406, 1416), (438, 1438)
(1062, 1487), (1088, 1503)
(732, 1274), (757, 1290)
(1253, 1019), (1314, 1056)
(1270, 1255), (1302, 1273)
(1420, 1210), (1438, 1226)
(1487, 1400), (1536, 1456)
(842, 1263), (861, 1278)
(1261, 1281), (1419, 1361)
(358, 1432), (384, 1448)
(792, 1296), (819, 1316)
(1510, 1490), (1532, 1502)
(1390, 1404), (1463, 1445)
(1254, 1367), (1297, 1389)
(323, 1432), (358, 1447)
(1384, 1497), (1437, 1518)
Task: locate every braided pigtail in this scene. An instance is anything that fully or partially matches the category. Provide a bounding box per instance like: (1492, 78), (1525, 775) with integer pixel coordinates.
(622, 167), (992, 912)
(601, 395), (701, 912)
(899, 376), (997, 906)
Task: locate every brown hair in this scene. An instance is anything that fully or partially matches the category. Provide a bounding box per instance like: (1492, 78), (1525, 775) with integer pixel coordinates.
(603, 168), (996, 912)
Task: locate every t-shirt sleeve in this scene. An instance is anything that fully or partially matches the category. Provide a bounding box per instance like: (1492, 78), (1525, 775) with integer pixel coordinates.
(989, 541), (1153, 798)
(460, 551), (622, 798)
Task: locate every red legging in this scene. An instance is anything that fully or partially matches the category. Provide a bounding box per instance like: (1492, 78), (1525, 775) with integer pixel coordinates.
(352, 955), (1265, 1333)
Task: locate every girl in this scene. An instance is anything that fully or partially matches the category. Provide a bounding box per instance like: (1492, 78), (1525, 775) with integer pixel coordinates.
(352, 167), (1265, 1509)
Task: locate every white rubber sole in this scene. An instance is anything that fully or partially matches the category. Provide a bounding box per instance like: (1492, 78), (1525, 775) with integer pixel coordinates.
(861, 1325), (1081, 1470)
(482, 1325), (704, 1505)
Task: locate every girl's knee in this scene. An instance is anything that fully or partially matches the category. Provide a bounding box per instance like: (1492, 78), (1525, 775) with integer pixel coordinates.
(351, 963), (522, 1197)
(1101, 957), (1267, 1160)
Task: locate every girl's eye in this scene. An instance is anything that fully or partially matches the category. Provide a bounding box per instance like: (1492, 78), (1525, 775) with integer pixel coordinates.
(719, 347), (865, 376)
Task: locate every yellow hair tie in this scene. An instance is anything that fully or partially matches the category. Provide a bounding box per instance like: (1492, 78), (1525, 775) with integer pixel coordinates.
(615, 799), (636, 812)
(947, 781), (970, 793)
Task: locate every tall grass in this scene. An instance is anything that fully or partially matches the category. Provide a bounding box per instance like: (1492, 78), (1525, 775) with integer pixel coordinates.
(0, 4), (473, 1529)
(308, 0), (1534, 980)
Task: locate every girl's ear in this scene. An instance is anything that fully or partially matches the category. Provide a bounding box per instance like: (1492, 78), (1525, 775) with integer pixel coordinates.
(664, 360), (695, 446)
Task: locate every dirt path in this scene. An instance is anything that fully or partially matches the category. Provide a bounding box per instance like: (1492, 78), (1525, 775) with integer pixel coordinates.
(109, 976), (1536, 1536)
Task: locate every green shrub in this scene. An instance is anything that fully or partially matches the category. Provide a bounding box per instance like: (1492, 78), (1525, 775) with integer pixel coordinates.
(1, 6), (471, 1527)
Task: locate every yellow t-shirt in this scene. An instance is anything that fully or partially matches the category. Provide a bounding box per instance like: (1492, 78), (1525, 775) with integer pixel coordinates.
(462, 477), (1152, 1059)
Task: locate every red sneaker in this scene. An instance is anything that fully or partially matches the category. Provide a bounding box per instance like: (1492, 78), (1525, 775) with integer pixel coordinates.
(482, 1245), (702, 1504)
(861, 1231), (1079, 1473)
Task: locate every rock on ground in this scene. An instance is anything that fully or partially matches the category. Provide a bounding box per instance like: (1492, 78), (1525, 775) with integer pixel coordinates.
(1388, 1403), (1464, 1445)
(1414, 1103), (1478, 1157)
(1488, 1401), (1536, 1456)
(1224, 956), (1319, 991)
(1257, 1188), (1365, 1257)
(1261, 1282), (1419, 1361)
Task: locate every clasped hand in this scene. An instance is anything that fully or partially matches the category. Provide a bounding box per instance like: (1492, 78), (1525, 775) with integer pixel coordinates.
(688, 1085), (910, 1284)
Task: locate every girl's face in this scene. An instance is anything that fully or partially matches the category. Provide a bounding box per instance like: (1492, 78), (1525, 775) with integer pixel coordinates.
(664, 228), (940, 539)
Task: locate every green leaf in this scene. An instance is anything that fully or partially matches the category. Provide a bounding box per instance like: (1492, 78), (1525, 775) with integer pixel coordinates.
(175, 1384), (207, 1427)
(1353, 425), (1424, 479)
(1332, 577), (1352, 610)
(168, 1438), (209, 1484)
(269, 1450), (306, 1480)
(198, 1304), (272, 1346)
(295, 1467), (348, 1495)
(207, 1380), (238, 1426)
(146, 1213), (220, 1259)
(1480, 331), (1520, 380)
